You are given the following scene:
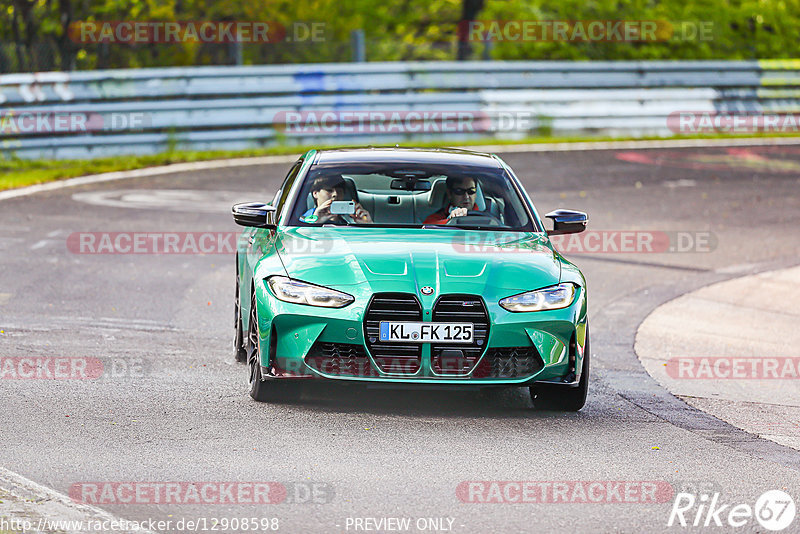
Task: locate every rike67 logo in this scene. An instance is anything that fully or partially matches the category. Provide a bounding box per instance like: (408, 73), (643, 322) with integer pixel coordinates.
(668, 490), (795, 530)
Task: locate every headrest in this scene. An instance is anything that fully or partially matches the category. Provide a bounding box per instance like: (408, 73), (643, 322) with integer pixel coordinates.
(427, 177), (486, 211)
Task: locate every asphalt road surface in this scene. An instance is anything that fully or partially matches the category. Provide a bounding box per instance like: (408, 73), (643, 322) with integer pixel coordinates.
(1, 144), (799, 533)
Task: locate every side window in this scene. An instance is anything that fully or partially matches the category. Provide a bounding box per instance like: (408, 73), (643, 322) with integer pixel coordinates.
(275, 160), (303, 217)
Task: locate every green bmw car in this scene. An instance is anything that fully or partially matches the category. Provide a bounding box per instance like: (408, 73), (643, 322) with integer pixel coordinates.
(232, 147), (590, 410)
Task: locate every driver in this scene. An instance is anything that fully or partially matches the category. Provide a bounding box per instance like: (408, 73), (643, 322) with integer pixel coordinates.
(423, 176), (483, 225)
(300, 176), (373, 224)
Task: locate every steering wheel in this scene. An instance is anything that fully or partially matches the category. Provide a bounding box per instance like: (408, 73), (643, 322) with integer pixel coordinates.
(446, 210), (504, 226)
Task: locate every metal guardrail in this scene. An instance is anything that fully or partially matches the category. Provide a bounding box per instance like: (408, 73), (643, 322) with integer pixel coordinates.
(1, 60), (799, 159)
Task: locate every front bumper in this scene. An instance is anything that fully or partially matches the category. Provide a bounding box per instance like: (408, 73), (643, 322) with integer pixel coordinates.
(252, 283), (588, 386)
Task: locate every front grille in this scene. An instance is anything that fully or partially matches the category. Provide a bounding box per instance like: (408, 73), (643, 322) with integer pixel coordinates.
(305, 342), (377, 376)
(364, 293), (422, 374)
(472, 347), (544, 378)
(431, 295), (489, 375)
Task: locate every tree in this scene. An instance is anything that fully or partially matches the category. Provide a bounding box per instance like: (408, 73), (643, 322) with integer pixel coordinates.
(457, 0), (484, 60)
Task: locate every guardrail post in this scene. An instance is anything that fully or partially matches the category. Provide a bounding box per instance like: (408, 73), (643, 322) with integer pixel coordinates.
(351, 29), (366, 62)
(230, 42), (243, 66)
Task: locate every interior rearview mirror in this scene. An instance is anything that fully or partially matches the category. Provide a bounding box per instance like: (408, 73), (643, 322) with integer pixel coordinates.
(390, 178), (431, 191)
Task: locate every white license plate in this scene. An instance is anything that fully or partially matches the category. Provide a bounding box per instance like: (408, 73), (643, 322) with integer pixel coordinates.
(379, 321), (473, 343)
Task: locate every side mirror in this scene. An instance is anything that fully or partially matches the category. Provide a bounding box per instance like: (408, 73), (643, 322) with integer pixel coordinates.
(232, 202), (277, 229)
(545, 209), (588, 236)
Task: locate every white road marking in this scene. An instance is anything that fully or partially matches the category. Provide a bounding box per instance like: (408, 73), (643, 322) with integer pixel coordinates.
(72, 189), (262, 213)
(0, 154), (300, 202)
(663, 179), (697, 188)
(468, 136), (800, 154)
(716, 262), (760, 274)
(3, 315), (180, 332)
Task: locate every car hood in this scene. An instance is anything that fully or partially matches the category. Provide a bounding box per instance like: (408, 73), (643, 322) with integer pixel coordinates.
(273, 227), (561, 296)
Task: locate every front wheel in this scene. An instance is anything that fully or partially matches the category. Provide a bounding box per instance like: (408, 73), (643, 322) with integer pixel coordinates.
(530, 331), (589, 412)
(246, 290), (302, 403)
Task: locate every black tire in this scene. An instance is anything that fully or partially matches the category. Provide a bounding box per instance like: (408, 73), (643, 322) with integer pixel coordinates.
(530, 331), (590, 412)
(246, 290), (302, 403)
(234, 266), (248, 363)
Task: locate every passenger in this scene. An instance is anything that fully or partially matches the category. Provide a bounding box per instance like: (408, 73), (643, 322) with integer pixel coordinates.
(423, 176), (483, 225)
(301, 176), (373, 224)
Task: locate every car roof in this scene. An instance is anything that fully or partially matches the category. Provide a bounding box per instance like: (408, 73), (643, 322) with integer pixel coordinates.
(312, 147), (502, 168)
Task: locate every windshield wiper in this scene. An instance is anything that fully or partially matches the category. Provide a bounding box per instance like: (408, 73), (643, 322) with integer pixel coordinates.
(423, 224), (512, 231)
(321, 217), (352, 227)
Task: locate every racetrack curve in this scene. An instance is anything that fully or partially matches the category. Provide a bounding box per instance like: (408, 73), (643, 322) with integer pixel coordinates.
(1, 143), (799, 533)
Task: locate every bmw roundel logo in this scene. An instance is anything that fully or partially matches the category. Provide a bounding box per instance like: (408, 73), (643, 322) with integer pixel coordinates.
(421, 286), (434, 296)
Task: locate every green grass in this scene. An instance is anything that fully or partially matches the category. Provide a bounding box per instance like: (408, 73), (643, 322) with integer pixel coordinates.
(0, 147), (302, 191)
(2, 131), (800, 191)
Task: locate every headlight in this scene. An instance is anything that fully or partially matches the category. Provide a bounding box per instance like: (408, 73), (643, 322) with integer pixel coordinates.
(499, 283), (577, 312)
(266, 276), (354, 308)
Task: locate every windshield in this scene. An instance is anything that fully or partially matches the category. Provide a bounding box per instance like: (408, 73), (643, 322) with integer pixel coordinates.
(287, 162), (537, 231)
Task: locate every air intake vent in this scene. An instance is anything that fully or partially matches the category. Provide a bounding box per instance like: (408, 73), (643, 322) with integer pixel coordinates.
(305, 342), (377, 376)
(431, 295), (489, 375)
(473, 347), (544, 378)
(364, 293), (422, 374)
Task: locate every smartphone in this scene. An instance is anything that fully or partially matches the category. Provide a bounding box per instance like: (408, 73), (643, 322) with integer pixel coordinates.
(329, 200), (356, 215)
